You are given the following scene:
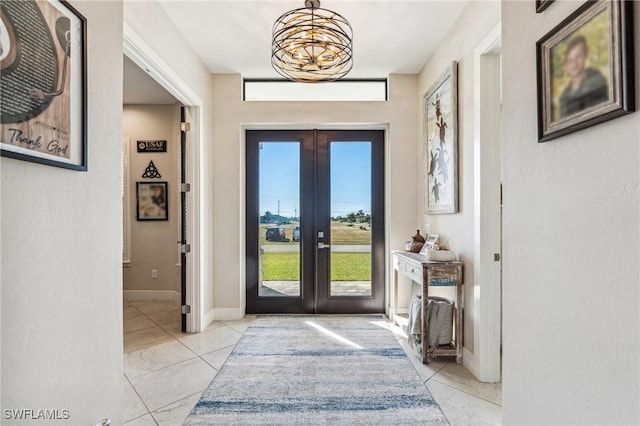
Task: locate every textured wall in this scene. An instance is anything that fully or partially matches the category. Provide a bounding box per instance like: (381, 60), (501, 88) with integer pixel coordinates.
(1, 1), (124, 424)
(501, 1), (639, 424)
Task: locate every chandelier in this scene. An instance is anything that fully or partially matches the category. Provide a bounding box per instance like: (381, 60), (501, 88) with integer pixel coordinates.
(271, 0), (353, 83)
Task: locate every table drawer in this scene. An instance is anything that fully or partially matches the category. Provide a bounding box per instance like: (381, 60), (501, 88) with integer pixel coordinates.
(398, 259), (423, 284)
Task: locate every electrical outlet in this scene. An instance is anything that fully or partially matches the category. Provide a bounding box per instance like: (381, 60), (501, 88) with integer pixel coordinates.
(152, 269), (158, 279)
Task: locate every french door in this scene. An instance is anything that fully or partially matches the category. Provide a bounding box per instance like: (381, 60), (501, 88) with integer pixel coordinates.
(246, 130), (385, 314)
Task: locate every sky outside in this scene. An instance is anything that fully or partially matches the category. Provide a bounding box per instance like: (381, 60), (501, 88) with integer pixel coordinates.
(259, 142), (371, 218)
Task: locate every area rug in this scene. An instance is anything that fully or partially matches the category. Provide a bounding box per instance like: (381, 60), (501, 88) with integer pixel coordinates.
(184, 315), (449, 425)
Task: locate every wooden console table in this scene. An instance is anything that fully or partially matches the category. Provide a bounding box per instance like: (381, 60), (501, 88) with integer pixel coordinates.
(391, 250), (463, 364)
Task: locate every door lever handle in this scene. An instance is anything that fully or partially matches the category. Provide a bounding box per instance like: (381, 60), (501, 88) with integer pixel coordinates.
(317, 242), (331, 249)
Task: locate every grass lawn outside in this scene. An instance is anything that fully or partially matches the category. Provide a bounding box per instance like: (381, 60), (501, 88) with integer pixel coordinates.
(262, 252), (371, 281)
(259, 221), (371, 246)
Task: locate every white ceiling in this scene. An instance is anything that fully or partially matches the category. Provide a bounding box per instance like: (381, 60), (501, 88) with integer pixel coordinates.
(123, 55), (177, 104)
(123, 0), (469, 103)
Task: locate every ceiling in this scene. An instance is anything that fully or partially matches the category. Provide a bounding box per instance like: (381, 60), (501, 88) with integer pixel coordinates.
(123, 1), (469, 103)
(123, 55), (177, 104)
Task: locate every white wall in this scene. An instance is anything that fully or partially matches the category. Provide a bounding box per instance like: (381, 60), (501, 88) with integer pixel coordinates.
(1, 1), (124, 424)
(124, 1), (215, 327)
(417, 1), (501, 355)
(211, 74), (419, 317)
(123, 104), (181, 295)
(501, 1), (639, 424)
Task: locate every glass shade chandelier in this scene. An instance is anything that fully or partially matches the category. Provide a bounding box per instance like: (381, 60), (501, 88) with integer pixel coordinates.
(271, 0), (353, 83)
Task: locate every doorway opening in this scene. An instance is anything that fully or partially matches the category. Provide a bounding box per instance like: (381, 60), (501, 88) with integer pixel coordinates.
(123, 24), (204, 332)
(245, 130), (385, 314)
(122, 58), (186, 334)
(471, 23), (503, 383)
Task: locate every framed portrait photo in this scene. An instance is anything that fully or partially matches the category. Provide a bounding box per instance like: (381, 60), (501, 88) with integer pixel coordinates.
(424, 61), (458, 215)
(0, 0), (87, 170)
(137, 182), (168, 221)
(536, 0), (635, 142)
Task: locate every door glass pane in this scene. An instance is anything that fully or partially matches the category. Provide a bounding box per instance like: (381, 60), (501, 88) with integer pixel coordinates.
(258, 142), (301, 297)
(330, 142), (372, 296)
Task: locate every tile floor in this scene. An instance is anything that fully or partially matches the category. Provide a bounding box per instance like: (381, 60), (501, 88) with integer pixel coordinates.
(123, 300), (502, 425)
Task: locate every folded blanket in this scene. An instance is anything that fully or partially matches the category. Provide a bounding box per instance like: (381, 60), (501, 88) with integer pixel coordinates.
(406, 294), (454, 357)
(407, 294), (423, 355)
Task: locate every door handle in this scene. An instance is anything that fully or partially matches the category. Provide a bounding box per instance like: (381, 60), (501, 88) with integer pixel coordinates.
(317, 242), (331, 249)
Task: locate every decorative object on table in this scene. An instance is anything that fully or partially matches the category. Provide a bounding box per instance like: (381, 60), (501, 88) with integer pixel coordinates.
(421, 248), (456, 262)
(141, 160), (162, 179)
(406, 229), (425, 253)
(136, 181), (168, 221)
(419, 234), (456, 261)
(136, 140), (167, 153)
(184, 316), (448, 425)
(271, 0), (353, 83)
(425, 234), (439, 249)
(424, 61), (458, 214)
(536, 0), (555, 13)
(536, 0), (635, 142)
(0, 0), (87, 170)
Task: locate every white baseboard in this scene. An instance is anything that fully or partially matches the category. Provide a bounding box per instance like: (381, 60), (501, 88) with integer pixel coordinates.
(124, 290), (180, 303)
(201, 308), (244, 331)
(463, 347), (480, 379)
(463, 347), (502, 383)
(213, 308), (244, 321)
(202, 308), (215, 331)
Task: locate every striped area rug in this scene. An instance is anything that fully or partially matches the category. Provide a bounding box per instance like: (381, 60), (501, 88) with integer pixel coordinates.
(184, 315), (448, 425)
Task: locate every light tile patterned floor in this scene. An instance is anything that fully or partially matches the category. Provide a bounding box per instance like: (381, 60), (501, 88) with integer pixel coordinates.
(123, 300), (502, 425)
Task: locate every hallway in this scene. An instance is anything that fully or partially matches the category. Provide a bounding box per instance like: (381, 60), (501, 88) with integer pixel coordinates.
(123, 301), (501, 425)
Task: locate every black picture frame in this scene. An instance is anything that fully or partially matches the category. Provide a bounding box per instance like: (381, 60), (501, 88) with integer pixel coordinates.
(536, 0), (635, 142)
(0, 0), (88, 170)
(136, 182), (168, 221)
(536, 0), (555, 13)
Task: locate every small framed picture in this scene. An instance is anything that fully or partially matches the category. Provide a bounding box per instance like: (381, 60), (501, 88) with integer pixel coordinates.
(420, 234), (440, 254)
(137, 182), (168, 221)
(536, 0), (635, 142)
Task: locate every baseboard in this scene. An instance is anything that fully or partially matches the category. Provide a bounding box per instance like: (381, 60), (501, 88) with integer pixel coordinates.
(124, 290), (180, 302)
(213, 307), (244, 321)
(463, 347), (480, 379)
(202, 308), (215, 331)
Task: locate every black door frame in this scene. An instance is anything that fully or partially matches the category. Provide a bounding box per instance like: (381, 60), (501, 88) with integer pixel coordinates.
(315, 130), (385, 314)
(180, 107), (187, 331)
(245, 129), (385, 314)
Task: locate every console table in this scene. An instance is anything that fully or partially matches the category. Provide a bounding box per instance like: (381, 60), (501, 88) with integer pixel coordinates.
(391, 250), (463, 363)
